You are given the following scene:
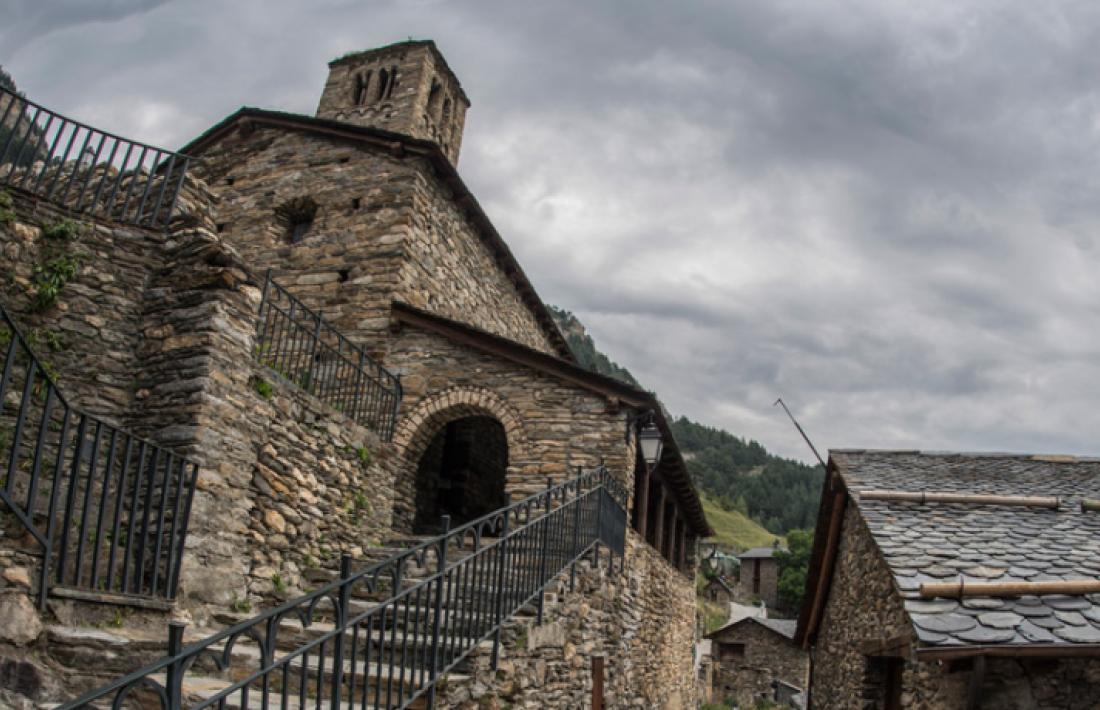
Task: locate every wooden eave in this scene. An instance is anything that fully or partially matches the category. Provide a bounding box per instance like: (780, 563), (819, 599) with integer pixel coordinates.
(916, 643), (1100, 662)
(179, 108), (572, 362)
(390, 301), (714, 537)
(794, 456), (848, 648)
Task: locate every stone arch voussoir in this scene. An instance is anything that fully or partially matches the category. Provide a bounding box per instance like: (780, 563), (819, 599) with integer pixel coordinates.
(393, 385), (531, 468)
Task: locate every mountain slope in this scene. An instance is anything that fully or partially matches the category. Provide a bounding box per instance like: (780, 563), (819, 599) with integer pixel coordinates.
(700, 491), (779, 551)
(548, 305), (823, 537)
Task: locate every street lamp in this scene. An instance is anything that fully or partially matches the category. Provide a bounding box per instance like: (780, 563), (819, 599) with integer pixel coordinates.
(639, 422), (663, 469)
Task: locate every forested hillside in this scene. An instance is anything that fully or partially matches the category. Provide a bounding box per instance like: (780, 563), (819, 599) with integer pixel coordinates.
(550, 306), (824, 537)
(548, 306), (639, 387)
(670, 417), (823, 534)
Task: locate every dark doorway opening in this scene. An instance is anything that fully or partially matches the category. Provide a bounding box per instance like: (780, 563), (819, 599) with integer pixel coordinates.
(413, 416), (508, 534)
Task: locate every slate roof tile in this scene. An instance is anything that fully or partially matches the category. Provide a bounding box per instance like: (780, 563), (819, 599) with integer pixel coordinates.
(834, 450), (1100, 650)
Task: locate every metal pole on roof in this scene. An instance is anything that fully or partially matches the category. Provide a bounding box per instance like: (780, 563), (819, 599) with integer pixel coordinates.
(774, 398), (827, 470)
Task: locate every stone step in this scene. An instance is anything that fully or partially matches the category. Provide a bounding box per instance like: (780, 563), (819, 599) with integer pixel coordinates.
(177, 641), (470, 703)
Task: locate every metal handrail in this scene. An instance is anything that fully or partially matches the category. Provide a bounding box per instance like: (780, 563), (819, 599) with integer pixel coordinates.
(58, 466), (629, 710)
(0, 303), (200, 607)
(255, 270), (403, 439)
(0, 87), (191, 230)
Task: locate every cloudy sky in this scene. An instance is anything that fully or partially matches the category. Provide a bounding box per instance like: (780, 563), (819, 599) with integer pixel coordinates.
(5, 0), (1100, 462)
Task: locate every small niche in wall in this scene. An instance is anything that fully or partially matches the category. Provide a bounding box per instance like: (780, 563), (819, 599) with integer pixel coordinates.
(275, 196), (319, 244)
(216, 223), (227, 233)
(351, 198), (361, 210)
(226, 177), (235, 186)
(338, 269), (350, 283)
(339, 156), (350, 164)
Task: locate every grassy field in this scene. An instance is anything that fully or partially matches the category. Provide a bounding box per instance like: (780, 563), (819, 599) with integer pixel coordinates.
(700, 491), (781, 551)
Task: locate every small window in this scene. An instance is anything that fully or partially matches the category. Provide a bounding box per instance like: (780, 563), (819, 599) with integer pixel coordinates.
(355, 72), (371, 105)
(386, 65), (398, 98)
(376, 68), (389, 102)
(864, 656), (904, 710)
(351, 198), (361, 210)
(275, 196), (319, 245)
(718, 643), (745, 663)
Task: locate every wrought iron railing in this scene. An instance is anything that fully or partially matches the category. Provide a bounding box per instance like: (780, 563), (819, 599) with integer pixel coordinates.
(0, 304), (200, 607)
(0, 87), (191, 230)
(59, 466), (629, 710)
(255, 270), (403, 439)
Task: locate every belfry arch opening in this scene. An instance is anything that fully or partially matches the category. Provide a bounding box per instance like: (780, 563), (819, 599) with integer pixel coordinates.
(413, 415), (508, 534)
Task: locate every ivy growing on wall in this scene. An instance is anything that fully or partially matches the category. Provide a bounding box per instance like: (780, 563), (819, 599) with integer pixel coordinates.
(30, 219), (83, 312)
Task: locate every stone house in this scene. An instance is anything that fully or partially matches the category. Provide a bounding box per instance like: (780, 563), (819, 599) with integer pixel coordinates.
(704, 575), (735, 605)
(797, 450), (1100, 709)
(706, 616), (809, 708)
(740, 544), (781, 609)
(0, 39), (712, 708)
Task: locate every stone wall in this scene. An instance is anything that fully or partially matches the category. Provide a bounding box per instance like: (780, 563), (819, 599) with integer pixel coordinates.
(193, 126), (413, 342)
(396, 158), (558, 355)
(709, 621), (808, 707)
(739, 556), (779, 609)
(194, 125), (561, 358)
(443, 531), (698, 709)
(809, 503), (1100, 709)
(386, 325), (633, 532)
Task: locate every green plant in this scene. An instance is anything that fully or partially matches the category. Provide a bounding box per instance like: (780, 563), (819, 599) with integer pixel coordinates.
(0, 190), (14, 225)
(271, 572), (287, 594)
(356, 446), (372, 466)
(109, 608), (124, 628)
(513, 626), (528, 651)
(42, 218), (82, 241)
(230, 594), (252, 614)
(31, 255), (79, 312)
(253, 377), (273, 399)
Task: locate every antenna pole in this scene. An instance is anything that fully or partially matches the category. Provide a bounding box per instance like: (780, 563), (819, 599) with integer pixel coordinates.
(774, 398), (827, 469)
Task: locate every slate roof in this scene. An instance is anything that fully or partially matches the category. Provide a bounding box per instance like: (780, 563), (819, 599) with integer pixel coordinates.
(740, 546), (781, 560)
(707, 615), (798, 641)
(835, 450), (1100, 651)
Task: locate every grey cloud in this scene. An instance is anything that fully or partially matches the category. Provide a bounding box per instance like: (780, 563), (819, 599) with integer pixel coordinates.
(6, 0), (1100, 461)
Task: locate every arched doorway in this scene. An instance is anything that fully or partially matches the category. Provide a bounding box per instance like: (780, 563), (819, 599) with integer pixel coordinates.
(413, 415), (508, 533)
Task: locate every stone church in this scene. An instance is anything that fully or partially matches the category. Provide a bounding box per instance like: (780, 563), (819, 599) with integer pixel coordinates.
(0, 40), (710, 708)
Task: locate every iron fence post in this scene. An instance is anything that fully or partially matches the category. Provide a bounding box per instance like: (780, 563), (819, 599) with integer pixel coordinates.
(537, 477), (552, 625)
(426, 514), (451, 710)
(593, 470), (605, 568)
(165, 621), (186, 710)
(491, 510), (511, 669)
(330, 554), (352, 709)
(305, 315), (323, 395)
(570, 466), (582, 592)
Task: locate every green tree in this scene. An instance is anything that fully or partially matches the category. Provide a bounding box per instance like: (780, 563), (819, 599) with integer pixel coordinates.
(774, 528), (813, 615)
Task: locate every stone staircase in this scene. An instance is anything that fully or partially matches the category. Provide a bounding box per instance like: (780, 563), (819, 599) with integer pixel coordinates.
(41, 533), (560, 710)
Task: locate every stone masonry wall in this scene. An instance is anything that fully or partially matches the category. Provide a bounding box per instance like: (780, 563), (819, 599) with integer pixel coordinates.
(811, 504), (918, 708)
(739, 556), (779, 609)
(194, 126), (413, 343)
(396, 156), (558, 355)
(443, 531), (698, 709)
(810, 503), (1100, 708)
(386, 325), (633, 532)
(195, 126), (560, 358)
(0, 189), (159, 423)
(709, 621), (808, 707)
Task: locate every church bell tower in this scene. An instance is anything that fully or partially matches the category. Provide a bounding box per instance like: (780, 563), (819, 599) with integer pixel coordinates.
(316, 40), (470, 166)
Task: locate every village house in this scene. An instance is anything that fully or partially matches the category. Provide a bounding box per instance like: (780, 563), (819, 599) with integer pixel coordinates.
(706, 616), (809, 708)
(704, 575), (736, 605)
(797, 450), (1100, 709)
(0, 39), (712, 708)
(740, 544), (782, 610)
